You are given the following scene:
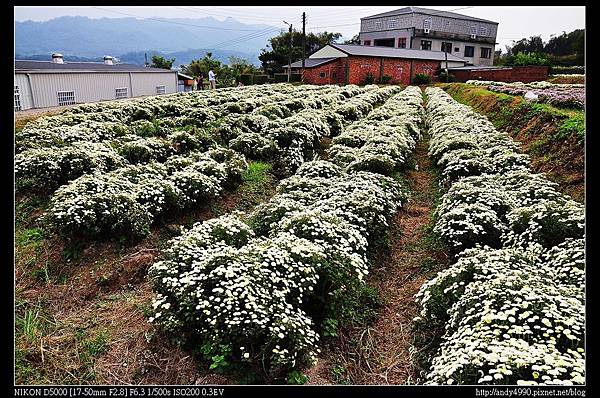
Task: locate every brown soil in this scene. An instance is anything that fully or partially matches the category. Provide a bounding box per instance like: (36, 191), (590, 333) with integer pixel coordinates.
(304, 137), (448, 385)
(15, 169), (277, 385)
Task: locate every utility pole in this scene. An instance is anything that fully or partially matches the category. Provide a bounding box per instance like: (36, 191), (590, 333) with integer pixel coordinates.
(302, 12), (306, 83)
(444, 49), (449, 83)
(144, 52), (149, 67)
(283, 20), (292, 82)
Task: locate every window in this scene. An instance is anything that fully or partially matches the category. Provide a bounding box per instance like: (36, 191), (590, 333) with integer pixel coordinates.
(397, 37), (407, 48)
(319, 72), (327, 78)
(388, 19), (397, 29)
(464, 46), (475, 57)
(115, 87), (128, 99)
(375, 21), (382, 30)
(57, 91), (75, 106)
(14, 86), (21, 112)
(332, 72), (337, 79)
(156, 85), (166, 95)
(480, 47), (492, 59)
(470, 25), (477, 38)
(441, 42), (453, 53)
(363, 40), (371, 45)
(479, 25), (488, 36)
(454, 47), (460, 52)
(421, 40), (432, 50)
(360, 63), (372, 68)
(423, 19), (432, 31)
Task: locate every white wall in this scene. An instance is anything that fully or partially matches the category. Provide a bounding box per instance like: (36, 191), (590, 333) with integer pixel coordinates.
(15, 71), (177, 109)
(14, 74), (34, 111)
(310, 46), (348, 59)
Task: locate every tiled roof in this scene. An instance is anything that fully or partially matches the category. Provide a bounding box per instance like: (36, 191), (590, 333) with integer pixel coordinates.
(288, 57), (338, 68)
(329, 43), (467, 63)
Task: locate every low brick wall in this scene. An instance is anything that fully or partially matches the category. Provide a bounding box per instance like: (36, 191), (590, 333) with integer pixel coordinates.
(450, 66), (549, 83)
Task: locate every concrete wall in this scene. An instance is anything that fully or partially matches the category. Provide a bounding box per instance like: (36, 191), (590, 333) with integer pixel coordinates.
(361, 12), (498, 38)
(412, 38), (495, 66)
(451, 66), (549, 83)
(14, 71), (177, 110)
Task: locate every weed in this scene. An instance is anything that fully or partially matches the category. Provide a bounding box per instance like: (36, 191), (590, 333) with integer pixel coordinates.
(242, 162), (272, 184)
(286, 370), (308, 385)
(331, 365), (349, 384)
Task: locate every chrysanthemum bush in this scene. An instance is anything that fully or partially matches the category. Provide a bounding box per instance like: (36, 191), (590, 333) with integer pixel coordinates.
(147, 87), (423, 376)
(416, 88), (585, 385)
(329, 86), (424, 175)
(16, 84), (370, 195)
(44, 148), (247, 238)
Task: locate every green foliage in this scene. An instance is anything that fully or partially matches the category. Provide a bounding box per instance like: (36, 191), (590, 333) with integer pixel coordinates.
(344, 34), (360, 44)
(200, 342), (232, 373)
(181, 53), (259, 87)
(506, 52), (550, 66)
(242, 162), (272, 184)
(16, 228), (44, 246)
(378, 74), (393, 84)
(259, 30), (342, 76)
(331, 365), (349, 384)
(150, 55), (175, 70)
(321, 318), (339, 337)
(286, 370), (308, 385)
(362, 72), (376, 85)
(412, 73), (431, 85)
(558, 115), (585, 144)
(497, 29), (584, 66)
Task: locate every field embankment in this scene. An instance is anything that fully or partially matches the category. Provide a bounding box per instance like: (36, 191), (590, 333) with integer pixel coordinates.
(439, 83), (584, 202)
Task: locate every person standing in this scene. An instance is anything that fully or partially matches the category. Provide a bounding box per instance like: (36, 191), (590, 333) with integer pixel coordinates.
(197, 73), (204, 90)
(208, 69), (216, 90)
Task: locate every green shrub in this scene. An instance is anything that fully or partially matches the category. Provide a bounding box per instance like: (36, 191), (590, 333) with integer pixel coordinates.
(412, 73), (431, 85)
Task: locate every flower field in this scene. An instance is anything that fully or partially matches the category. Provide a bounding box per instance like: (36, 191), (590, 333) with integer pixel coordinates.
(415, 88), (585, 385)
(14, 83), (584, 386)
(466, 80), (585, 109)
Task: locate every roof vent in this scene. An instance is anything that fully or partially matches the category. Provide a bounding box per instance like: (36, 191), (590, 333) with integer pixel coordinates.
(52, 53), (64, 64)
(103, 55), (114, 65)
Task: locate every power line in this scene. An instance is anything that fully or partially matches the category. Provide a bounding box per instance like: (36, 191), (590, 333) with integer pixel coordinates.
(91, 7), (261, 31)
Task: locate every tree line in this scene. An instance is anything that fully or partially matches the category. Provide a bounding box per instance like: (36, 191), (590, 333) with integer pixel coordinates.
(496, 29), (584, 66)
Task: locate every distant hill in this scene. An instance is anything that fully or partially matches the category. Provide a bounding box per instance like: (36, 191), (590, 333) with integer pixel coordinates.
(15, 16), (277, 64)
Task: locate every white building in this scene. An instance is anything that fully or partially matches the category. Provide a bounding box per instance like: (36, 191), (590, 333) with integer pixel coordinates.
(14, 54), (178, 111)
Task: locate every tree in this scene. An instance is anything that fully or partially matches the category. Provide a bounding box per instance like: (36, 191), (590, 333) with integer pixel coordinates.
(259, 30), (342, 75)
(344, 34), (360, 45)
(150, 55), (175, 70)
(180, 53), (260, 87)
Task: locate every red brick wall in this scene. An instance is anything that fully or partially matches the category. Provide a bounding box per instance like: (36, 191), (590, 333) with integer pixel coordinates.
(451, 66), (549, 83)
(298, 56), (443, 85)
(299, 59), (346, 85)
(412, 60), (440, 82)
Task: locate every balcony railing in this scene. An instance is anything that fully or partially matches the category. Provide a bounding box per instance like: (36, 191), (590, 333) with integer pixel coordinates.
(413, 28), (497, 44)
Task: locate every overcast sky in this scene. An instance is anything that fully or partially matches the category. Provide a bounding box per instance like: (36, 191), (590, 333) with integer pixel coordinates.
(14, 6), (585, 51)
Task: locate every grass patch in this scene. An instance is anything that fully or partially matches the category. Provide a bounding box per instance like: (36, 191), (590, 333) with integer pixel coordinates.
(242, 161), (272, 184)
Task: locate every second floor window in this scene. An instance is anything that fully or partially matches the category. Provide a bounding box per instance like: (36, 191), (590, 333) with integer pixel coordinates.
(464, 46), (475, 57)
(423, 19), (432, 31)
(470, 25), (477, 37)
(481, 47), (492, 59)
(388, 19), (397, 29)
(479, 25), (488, 36)
(441, 42), (453, 53)
(375, 21), (382, 30)
(398, 37), (407, 48)
(421, 40), (432, 50)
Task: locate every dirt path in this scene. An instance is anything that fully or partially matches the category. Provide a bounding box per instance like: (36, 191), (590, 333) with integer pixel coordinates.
(306, 135), (447, 385)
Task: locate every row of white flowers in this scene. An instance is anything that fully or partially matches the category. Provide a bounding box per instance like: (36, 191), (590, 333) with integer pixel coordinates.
(415, 87), (585, 385)
(329, 86), (423, 175)
(17, 85), (374, 193)
(148, 86), (424, 376)
(44, 148), (247, 238)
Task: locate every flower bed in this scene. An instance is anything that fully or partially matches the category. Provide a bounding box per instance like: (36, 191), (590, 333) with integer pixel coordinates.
(465, 80), (584, 109)
(17, 84), (375, 194)
(416, 88), (585, 385)
(147, 86), (424, 377)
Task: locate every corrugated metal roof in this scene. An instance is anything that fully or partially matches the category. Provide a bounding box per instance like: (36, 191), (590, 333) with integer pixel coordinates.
(288, 57), (338, 68)
(362, 6), (498, 24)
(329, 44), (467, 63)
(15, 60), (175, 73)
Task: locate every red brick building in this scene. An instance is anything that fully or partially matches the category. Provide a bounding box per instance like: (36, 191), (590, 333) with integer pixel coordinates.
(289, 43), (468, 85)
(448, 65), (549, 83)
